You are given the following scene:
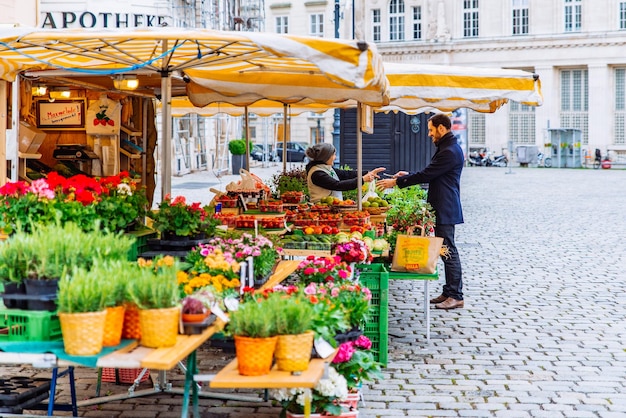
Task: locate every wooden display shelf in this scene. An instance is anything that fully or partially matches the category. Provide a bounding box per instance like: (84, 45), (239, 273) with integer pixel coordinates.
(209, 357), (328, 389)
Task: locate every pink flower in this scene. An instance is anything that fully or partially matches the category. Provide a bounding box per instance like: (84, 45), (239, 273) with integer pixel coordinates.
(354, 335), (372, 350)
(304, 283), (317, 295)
(304, 267), (316, 275)
(332, 342), (356, 363)
(338, 269), (348, 279)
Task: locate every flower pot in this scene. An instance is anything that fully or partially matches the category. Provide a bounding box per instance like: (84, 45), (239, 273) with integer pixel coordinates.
(275, 331), (315, 372)
(138, 306), (179, 348)
(59, 310), (107, 355)
(1, 282), (27, 310)
(231, 154), (245, 175)
(121, 303), (142, 340)
(341, 390), (361, 410)
(102, 305), (126, 347)
(233, 335), (277, 376)
(181, 312), (209, 323)
(23, 278), (59, 311)
(286, 411), (358, 418)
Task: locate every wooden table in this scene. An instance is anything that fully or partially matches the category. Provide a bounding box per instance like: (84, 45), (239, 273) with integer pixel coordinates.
(209, 358), (328, 389)
(0, 318), (225, 418)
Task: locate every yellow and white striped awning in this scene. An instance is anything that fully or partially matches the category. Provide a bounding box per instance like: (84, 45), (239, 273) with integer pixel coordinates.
(381, 62), (543, 114)
(184, 61), (542, 115)
(167, 97), (329, 117)
(0, 27), (389, 106)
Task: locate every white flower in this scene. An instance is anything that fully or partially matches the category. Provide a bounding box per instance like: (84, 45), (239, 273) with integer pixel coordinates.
(117, 183), (132, 196)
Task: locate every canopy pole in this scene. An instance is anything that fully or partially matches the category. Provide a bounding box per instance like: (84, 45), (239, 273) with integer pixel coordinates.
(356, 103), (363, 210)
(244, 106), (250, 172)
(282, 104), (287, 172)
(160, 41), (172, 199)
(0, 81), (7, 187)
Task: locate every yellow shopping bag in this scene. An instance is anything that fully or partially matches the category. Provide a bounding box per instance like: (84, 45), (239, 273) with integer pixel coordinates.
(390, 226), (443, 274)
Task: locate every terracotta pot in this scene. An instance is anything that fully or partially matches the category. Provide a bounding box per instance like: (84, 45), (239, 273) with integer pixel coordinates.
(182, 312), (209, 323)
(233, 335), (277, 376)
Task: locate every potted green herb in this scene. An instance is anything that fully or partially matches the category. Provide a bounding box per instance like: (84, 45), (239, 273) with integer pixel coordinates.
(227, 294), (281, 376)
(125, 256), (180, 348)
(228, 139), (251, 174)
(57, 266), (108, 355)
(0, 222), (134, 311)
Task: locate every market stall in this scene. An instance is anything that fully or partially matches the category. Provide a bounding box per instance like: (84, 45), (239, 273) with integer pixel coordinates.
(0, 26), (389, 198)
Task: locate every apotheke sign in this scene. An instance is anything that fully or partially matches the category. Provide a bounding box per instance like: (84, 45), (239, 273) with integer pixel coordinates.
(40, 11), (168, 29)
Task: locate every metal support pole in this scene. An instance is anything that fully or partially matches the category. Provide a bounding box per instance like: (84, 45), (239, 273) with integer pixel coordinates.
(332, 0), (341, 164)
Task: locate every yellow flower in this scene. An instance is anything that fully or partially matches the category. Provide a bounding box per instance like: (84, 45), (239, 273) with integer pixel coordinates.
(177, 271), (189, 285)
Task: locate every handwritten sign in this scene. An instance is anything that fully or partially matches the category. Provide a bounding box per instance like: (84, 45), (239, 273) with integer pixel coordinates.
(36, 99), (86, 129)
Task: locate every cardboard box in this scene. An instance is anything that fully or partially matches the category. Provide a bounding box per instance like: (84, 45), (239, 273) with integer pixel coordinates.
(19, 121), (47, 154)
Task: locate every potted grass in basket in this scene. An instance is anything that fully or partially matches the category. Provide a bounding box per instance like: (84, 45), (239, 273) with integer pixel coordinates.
(57, 266), (108, 356)
(125, 256), (180, 348)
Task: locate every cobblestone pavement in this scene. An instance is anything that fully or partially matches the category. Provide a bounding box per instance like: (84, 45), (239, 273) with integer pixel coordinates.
(7, 165), (626, 418)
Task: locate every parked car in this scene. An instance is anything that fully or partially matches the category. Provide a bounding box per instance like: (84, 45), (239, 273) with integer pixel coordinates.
(251, 144), (277, 162)
(275, 142), (309, 162)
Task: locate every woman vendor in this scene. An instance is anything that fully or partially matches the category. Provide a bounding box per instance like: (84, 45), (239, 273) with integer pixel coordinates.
(305, 143), (385, 204)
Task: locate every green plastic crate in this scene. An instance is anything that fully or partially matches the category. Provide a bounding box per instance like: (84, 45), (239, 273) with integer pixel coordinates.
(125, 229), (158, 260)
(0, 309), (62, 342)
(356, 263), (389, 367)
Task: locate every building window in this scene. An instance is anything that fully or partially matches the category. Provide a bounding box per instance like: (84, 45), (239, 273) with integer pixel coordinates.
(560, 68), (589, 144)
(463, 0), (479, 38)
(372, 9), (381, 42)
(469, 113), (485, 146)
(564, 0), (582, 32)
(311, 126), (325, 144)
(615, 68), (626, 145)
(509, 101), (536, 144)
(275, 16), (288, 34)
(309, 13), (324, 37)
(620, 2), (626, 29)
(412, 6), (422, 40)
(389, 0), (405, 41)
(512, 0), (529, 35)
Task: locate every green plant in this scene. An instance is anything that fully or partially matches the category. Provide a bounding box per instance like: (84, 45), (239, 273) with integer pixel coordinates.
(253, 288), (314, 335)
(0, 223), (134, 282)
(332, 335), (383, 391)
(227, 295), (281, 338)
(269, 167), (309, 197)
(57, 266), (108, 313)
(126, 256), (180, 310)
(228, 139), (251, 155)
(0, 171), (147, 235)
(270, 367), (349, 416)
(98, 260), (134, 308)
(150, 195), (217, 237)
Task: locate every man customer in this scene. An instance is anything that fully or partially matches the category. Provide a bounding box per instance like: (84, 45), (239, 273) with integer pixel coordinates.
(377, 113), (465, 310)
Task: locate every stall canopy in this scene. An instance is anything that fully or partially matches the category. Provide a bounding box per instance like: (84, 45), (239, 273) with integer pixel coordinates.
(0, 27), (390, 194)
(380, 62), (543, 114)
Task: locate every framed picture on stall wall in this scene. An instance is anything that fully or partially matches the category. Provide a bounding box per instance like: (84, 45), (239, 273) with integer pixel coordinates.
(36, 99), (86, 130)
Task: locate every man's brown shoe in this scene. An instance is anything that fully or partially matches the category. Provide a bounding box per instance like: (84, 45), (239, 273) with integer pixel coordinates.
(435, 297), (464, 310)
(429, 294), (447, 304)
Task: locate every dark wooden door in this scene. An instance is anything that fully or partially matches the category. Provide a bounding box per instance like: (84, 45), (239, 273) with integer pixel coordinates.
(340, 109), (435, 173)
